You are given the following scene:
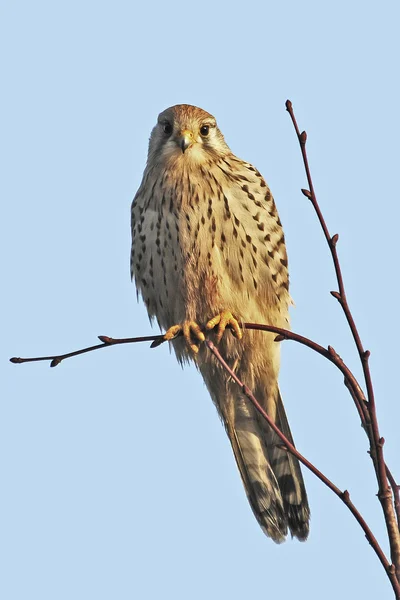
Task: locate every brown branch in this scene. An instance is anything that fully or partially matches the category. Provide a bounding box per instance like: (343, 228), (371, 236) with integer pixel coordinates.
(10, 320), (399, 533)
(243, 322), (370, 413)
(286, 99), (400, 581)
(342, 375), (400, 533)
(205, 339), (400, 599)
(7, 323), (374, 404)
(10, 334), (164, 367)
(6, 322), (381, 442)
(10, 320), (399, 592)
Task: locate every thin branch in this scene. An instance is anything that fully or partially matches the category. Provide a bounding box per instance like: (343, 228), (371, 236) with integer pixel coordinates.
(7, 323), (371, 407)
(10, 334), (163, 367)
(286, 99), (400, 579)
(9, 321), (400, 595)
(10, 318), (399, 541)
(243, 322), (369, 409)
(205, 339), (400, 599)
(285, 100), (364, 355)
(7, 322), (372, 429)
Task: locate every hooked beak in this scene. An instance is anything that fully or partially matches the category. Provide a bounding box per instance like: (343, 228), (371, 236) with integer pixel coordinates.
(179, 129), (194, 153)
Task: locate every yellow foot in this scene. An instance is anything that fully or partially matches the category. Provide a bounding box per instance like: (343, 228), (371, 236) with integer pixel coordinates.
(205, 311), (243, 344)
(164, 321), (205, 354)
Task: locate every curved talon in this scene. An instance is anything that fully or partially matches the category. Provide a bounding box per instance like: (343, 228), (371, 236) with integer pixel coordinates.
(163, 324), (182, 341)
(183, 321), (205, 353)
(206, 311), (243, 344)
(164, 321), (205, 353)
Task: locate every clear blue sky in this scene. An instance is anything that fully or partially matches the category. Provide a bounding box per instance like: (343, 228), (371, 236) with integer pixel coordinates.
(2, 1), (399, 599)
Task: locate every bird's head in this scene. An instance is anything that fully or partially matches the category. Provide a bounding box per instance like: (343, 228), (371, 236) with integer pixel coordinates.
(147, 104), (231, 166)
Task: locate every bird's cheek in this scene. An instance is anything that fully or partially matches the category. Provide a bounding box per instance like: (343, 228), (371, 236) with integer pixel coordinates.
(162, 140), (181, 158)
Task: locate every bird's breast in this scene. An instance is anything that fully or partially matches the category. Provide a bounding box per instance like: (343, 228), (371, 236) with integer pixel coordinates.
(131, 162), (290, 330)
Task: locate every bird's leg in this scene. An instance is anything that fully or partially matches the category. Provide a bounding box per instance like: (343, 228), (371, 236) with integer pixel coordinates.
(205, 311), (243, 344)
(163, 321), (205, 353)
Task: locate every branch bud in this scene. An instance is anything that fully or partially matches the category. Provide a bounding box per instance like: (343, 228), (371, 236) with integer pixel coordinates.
(328, 345), (337, 357)
(150, 338), (163, 348)
(301, 188), (312, 200)
(274, 334), (286, 342)
(300, 130), (307, 144)
(50, 358), (61, 368)
(330, 291), (342, 302)
(363, 350), (371, 360)
(331, 233), (339, 247)
(341, 490), (350, 502)
(285, 99), (293, 111)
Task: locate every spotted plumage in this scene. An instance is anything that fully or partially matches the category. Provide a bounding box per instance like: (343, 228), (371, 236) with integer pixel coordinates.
(131, 104), (309, 542)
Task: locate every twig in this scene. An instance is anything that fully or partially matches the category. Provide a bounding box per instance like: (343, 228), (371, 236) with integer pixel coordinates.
(286, 99), (400, 581)
(205, 339), (400, 599)
(7, 323), (373, 404)
(10, 334), (164, 367)
(14, 323), (398, 538)
(9, 322), (400, 595)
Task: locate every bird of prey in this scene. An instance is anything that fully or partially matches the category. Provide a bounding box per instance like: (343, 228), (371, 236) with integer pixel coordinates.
(130, 104), (309, 542)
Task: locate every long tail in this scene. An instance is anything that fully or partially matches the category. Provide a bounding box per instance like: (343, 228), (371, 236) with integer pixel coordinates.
(261, 390), (310, 540)
(198, 353), (309, 542)
(228, 389), (309, 542)
(214, 377), (310, 542)
(226, 392), (289, 542)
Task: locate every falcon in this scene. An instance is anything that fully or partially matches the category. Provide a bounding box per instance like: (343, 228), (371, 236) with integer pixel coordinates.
(131, 104), (310, 542)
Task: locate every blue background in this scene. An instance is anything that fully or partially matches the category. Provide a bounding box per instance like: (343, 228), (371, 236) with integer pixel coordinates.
(2, 1), (399, 598)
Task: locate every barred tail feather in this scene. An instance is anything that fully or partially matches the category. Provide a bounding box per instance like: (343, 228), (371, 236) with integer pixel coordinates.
(199, 361), (309, 542)
(227, 390), (309, 542)
(258, 390), (310, 541)
(227, 394), (288, 542)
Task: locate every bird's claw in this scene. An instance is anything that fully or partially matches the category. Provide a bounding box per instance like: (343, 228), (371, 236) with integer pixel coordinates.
(163, 312), (242, 351)
(205, 311), (243, 344)
(163, 321), (205, 353)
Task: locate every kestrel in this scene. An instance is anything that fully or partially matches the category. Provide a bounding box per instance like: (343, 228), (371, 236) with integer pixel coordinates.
(131, 104), (310, 542)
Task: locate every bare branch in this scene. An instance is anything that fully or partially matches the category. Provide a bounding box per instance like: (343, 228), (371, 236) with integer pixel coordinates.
(286, 99), (400, 583)
(10, 334), (164, 367)
(9, 319), (400, 596)
(206, 339), (400, 598)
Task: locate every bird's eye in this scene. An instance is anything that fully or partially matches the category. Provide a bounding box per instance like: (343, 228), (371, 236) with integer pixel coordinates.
(200, 125), (209, 137)
(163, 122), (172, 135)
